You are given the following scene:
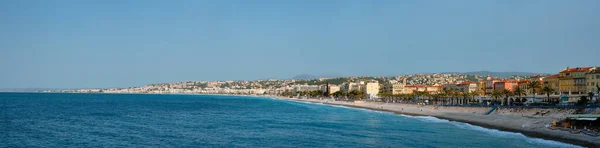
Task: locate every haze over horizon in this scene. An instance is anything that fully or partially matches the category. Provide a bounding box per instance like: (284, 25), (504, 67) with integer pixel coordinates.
(1, 0), (599, 89)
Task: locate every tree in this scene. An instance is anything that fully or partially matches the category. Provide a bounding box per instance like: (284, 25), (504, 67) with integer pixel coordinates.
(414, 91), (428, 104)
(491, 90), (502, 105)
(349, 90), (364, 100)
(469, 91), (478, 104)
(502, 89), (512, 105)
(577, 96), (589, 105)
(332, 90), (347, 99)
(527, 81), (541, 100)
(310, 90), (324, 98)
(405, 93), (415, 103)
(541, 86), (555, 104)
(461, 92), (469, 105)
(431, 93), (441, 105)
(589, 92), (595, 104)
(597, 84), (600, 104)
(443, 89), (455, 104)
(513, 87), (526, 104)
(378, 92), (392, 103)
(439, 91), (447, 104)
(393, 94), (402, 103)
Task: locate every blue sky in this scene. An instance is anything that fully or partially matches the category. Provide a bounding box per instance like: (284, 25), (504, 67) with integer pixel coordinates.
(1, 0), (599, 88)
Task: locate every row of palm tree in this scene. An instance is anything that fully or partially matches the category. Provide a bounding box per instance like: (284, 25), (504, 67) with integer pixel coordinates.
(488, 81), (558, 105)
(377, 90), (481, 105)
(279, 89), (369, 100)
(280, 90), (325, 98)
(279, 80), (592, 106)
(332, 90), (365, 100)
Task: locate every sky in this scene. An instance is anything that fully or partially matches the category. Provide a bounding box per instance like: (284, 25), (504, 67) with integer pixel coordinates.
(1, 0), (599, 89)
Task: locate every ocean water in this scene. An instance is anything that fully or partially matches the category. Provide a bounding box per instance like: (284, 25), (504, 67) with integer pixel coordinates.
(0, 93), (581, 148)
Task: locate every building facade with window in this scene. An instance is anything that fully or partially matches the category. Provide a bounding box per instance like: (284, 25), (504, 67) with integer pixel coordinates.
(586, 67), (600, 93)
(559, 67), (592, 94)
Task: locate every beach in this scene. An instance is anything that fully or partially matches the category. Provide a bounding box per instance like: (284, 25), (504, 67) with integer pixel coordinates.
(267, 95), (600, 147)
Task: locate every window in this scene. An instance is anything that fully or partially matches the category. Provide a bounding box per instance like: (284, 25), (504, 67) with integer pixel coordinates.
(597, 75), (600, 79)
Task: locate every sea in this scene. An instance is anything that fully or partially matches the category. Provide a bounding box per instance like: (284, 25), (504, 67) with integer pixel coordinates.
(0, 93), (582, 147)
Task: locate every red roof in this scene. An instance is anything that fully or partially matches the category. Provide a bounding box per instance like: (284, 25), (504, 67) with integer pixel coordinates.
(560, 67), (592, 73)
(459, 81), (476, 85)
(406, 85), (432, 88)
(546, 74), (559, 79)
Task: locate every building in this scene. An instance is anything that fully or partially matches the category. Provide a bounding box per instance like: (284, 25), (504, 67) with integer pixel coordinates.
(459, 82), (478, 93)
(517, 80), (531, 94)
(442, 84), (459, 92)
(477, 81), (486, 95)
(426, 84), (442, 94)
(345, 81), (362, 92)
(559, 67), (592, 94)
(403, 85), (418, 94)
(383, 80), (405, 95)
(443, 82), (476, 93)
(320, 84), (340, 95)
(544, 74), (560, 94)
(586, 67), (600, 93)
(484, 75), (501, 95)
(361, 81), (380, 98)
(292, 84), (320, 93)
(494, 80), (518, 92)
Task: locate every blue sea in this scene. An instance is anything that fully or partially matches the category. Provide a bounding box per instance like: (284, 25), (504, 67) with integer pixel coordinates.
(0, 93), (581, 147)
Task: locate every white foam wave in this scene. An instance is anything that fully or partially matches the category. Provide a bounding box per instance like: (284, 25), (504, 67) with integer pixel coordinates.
(398, 115), (451, 123)
(282, 99), (581, 147)
(399, 114), (581, 148)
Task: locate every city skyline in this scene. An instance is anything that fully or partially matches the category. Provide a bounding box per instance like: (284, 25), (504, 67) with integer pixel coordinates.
(2, 0), (599, 88)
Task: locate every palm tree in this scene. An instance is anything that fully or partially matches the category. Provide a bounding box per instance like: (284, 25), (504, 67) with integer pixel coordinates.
(394, 93), (401, 103)
(588, 92), (594, 104)
(377, 92), (386, 102)
(349, 90), (364, 100)
(421, 91), (430, 104)
(541, 86), (555, 104)
(513, 87), (526, 104)
(413, 91), (423, 103)
(422, 91), (432, 104)
(527, 81), (541, 100)
(502, 89), (512, 105)
(439, 91), (447, 104)
(443, 90), (455, 105)
(332, 90), (347, 100)
(461, 92), (469, 105)
(431, 93), (441, 105)
(491, 90), (502, 105)
(596, 84), (600, 104)
(468, 91), (478, 104)
(406, 93), (415, 103)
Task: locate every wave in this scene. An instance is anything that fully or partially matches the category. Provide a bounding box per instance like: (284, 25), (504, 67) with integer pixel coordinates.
(398, 114), (582, 148)
(278, 98), (581, 147)
(286, 99), (392, 114)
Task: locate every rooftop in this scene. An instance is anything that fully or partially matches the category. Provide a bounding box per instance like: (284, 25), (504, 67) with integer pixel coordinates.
(560, 67), (592, 73)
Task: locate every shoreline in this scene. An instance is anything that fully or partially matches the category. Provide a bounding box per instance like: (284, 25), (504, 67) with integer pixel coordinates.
(265, 96), (599, 148)
(3, 92), (597, 147)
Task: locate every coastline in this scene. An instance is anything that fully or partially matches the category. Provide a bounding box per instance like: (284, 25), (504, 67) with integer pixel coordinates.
(264, 95), (599, 148)
(3, 92), (597, 147)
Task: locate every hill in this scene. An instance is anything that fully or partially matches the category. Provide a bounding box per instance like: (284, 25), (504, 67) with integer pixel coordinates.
(290, 74), (318, 80)
(460, 71), (550, 78)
